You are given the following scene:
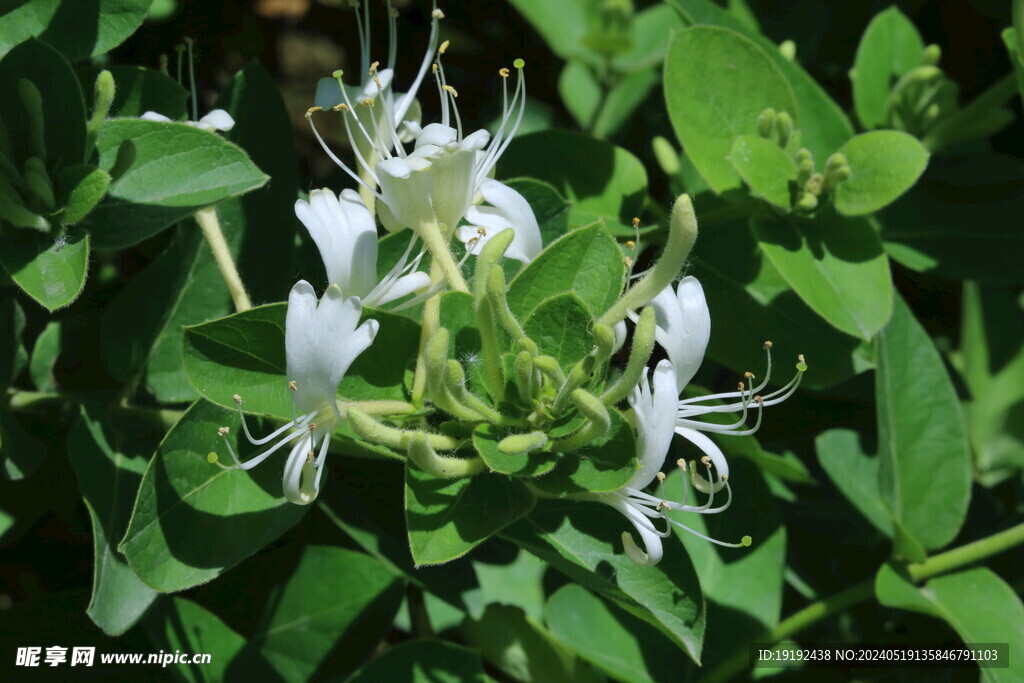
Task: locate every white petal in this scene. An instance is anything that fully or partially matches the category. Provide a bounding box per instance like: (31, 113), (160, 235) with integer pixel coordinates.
(197, 109), (235, 131)
(282, 433), (319, 505)
(285, 281), (320, 408)
(463, 179), (542, 263)
(140, 111), (172, 123)
(652, 277), (710, 388)
(415, 123), (458, 148)
(373, 271), (432, 305)
(461, 128), (490, 151)
(675, 426), (730, 481)
(613, 320), (628, 353)
(627, 360), (679, 489)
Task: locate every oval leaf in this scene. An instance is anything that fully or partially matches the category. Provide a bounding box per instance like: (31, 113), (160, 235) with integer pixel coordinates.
(834, 130), (929, 216)
(730, 135), (797, 209)
(0, 232), (89, 311)
(665, 26), (797, 193)
(851, 8), (925, 130)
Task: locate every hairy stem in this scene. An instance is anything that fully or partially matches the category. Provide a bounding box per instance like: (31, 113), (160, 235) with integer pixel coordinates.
(194, 207), (252, 312)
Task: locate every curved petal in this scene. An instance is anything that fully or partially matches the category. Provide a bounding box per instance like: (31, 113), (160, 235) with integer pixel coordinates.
(462, 179), (542, 263)
(285, 281), (321, 409)
(652, 277), (710, 388)
(140, 111), (173, 123)
(415, 123), (458, 149)
(675, 426), (730, 481)
(373, 271), (431, 305)
(282, 433), (319, 505)
(627, 360), (679, 489)
(197, 109), (235, 132)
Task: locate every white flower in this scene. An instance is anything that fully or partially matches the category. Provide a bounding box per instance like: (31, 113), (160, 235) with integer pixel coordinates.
(585, 361), (744, 568)
(140, 109), (235, 133)
(650, 276), (711, 388)
(295, 188), (431, 306)
(307, 42), (540, 262)
(218, 280), (378, 505)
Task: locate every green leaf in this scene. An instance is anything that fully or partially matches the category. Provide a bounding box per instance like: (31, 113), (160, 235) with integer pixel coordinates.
(183, 303), (418, 419)
(664, 26), (797, 194)
(876, 565), (1024, 683)
(405, 464), (535, 566)
(67, 407), (158, 635)
(0, 407), (45, 480)
(503, 500), (705, 663)
(85, 119), (269, 248)
(438, 291), (487, 394)
(79, 64), (188, 119)
(816, 429), (894, 537)
(662, 459), (786, 673)
(593, 69), (661, 139)
(464, 549), (548, 621)
(57, 165), (110, 225)
(248, 545), (403, 681)
(531, 409), (638, 495)
(752, 213), (893, 340)
(28, 320), (59, 391)
(523, 293), (594, 370)
(851, 7), (925, 130)
(834, 131), (929, 216)
(505, 0), (600, 66)
(504, 177), (571, 246)
(611, 3), (686, 73)
(119, 399), (308, 592)
(692, 219), (864, 389)
(959, 282), (1024, 481)
(499, 130), (648, 235)
(214, 61), (300, 304)
(144, 598), (247, 683)
(668, 0), (854, 161)
(0, 38), (86, 166)
(473, 424), (558, 478)
(0, 231), (89, 311)
(880, 153), (1024, 286)
(463, 604), (602, 683)
(507, 221), (625, 320)
(875, 294), (971, 551)
(730, 135), (797, 209)
(1005, 28), (1024, 104)
(559, 61), (602, 130)
(0, 296), (27, 387)
(0, 0), (153, 62)
(349, 640), (488, 683)
(544, 584), (679, 683)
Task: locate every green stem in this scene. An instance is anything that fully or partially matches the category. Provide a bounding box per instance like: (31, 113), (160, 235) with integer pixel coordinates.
(922, 74), (1018, 152)
(195, 207), (252, 312)
(703, 523), (1024, 683)
(418, 221), (469, 293)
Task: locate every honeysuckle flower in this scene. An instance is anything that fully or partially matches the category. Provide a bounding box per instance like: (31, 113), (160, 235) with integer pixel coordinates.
(314, 0), (440, 162)
(307, 43), (540, 262)
(295, 187), (431, 306)
(585, 361), (746, 568)
(140, 109), (235, 133)
(648, 277), (806, 485)
(216, 280), (378, 505)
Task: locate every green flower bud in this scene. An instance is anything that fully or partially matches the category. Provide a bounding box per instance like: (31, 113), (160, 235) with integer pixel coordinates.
(775, 111), (793, 148)
(652, 136), (681, 176)
(757, 108), (776, 138)
(498, 431), (549, 455)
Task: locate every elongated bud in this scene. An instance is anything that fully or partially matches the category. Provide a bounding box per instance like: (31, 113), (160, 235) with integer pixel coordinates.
(0, 193), (48, 231)
(592, 323), (617, 364)
(552, 354), (596, 416)
(407, 434), (487, 479)
(498, 431), (548, 455)
(921, 44), (941, 67)
(550, 389), (612, 452)
(87, 70), (116, 153)
(19, 79), (46, 161)
(797, 158), (814, 187)
(486, 264), (528, 343)
(513, 350), (536, 403)
(348, 407), (461, 451)
(22, 157), (54, 210)
(652, 136), (680, 176)
(757, 108), (776, 138)
(597, 194), (697, 328)
(474, 227), (514, 306)
(775, 111), (793, 148)
(532, 355), (565, 384)
(779, 39), (796, 61)
(602, 306), (656, 406)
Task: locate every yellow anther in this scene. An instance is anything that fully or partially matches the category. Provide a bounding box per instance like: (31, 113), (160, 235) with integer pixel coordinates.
(798, 354), (805, 364)
(624, 256), (633, 268)
(624, 240), (635, 250)
(218, 427), (230, 436)
(288, 380), (298, 391)
(306, 450), (314, 463)
(701, 455), (712, 467)
(362, 98), (375, 107)
(764, 340), (773, 349)
(655, 471), (666, 483)
(499, 67), (510, 78)
(738, 381), (745, 391)
(476, 226), (487, 236)
(369, 60), (379, 75)
(233, 393), (242, 404)
(432, 8), (445, 19)
(676, 458), (686, 470)
(432, 63), (439, 74)
(442, 84), (458, 97)
(755, 395), (764, 406)
(305, 106), (323, 118)
(439, 40), (450, 55)
(333, 104), (349, 112)
(374, 77), (382, 88)
(744, 371), (754, 379)
(721, 474), (729, 481)
(632, 217), (640, 228)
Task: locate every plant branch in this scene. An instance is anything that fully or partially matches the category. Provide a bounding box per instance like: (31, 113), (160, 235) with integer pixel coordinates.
(194, 207), (252, 312)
